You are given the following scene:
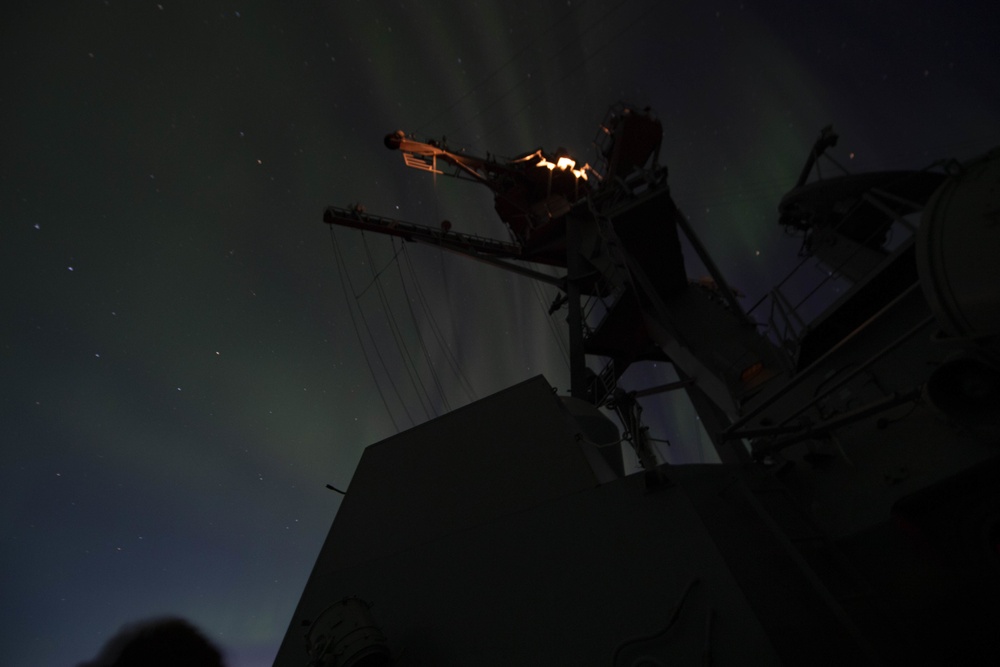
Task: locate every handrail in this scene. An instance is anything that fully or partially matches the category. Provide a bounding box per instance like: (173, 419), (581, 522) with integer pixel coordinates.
(723, 281), (923, 437)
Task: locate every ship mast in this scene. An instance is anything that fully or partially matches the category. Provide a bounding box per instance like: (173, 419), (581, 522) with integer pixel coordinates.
(325, 104), (791, 467)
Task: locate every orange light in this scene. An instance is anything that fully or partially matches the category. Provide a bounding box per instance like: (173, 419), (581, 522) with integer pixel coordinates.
(525, 150), (590, 180)
(536, 157), (557, 170)
(740, 361), (764, 383)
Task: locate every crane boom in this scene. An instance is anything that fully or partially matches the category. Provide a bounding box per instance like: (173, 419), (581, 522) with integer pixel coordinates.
(322, 205), (566, 287)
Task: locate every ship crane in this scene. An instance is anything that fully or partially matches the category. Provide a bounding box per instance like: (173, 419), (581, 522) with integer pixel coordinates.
(284, 104), (1000, 667)
(325, 104), (789, 467)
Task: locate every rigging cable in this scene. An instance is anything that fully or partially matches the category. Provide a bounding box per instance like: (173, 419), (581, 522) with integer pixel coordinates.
(355, 242), (406, 299)
(361, 232), (435, 421)
(328, 226), (402, 432)
(392, 237), (453, 413)
(526, 262), (571, 370)
(401, 243), (479, 402)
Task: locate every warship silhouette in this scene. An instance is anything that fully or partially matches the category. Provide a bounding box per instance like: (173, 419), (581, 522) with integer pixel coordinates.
(275, 104), (1000, 666)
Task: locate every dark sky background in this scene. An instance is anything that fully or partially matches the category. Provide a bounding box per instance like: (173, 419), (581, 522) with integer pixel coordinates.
(2, 1), (997, 665)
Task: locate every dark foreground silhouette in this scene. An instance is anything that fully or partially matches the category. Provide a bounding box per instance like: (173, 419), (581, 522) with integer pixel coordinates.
(78, 617), (226, 667)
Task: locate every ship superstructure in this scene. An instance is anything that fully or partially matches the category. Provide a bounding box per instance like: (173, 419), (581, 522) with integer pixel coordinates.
(275, 105), (1000, 666)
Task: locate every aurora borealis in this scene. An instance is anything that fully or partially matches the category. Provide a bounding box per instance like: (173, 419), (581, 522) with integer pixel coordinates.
(2, 2), (998, 665)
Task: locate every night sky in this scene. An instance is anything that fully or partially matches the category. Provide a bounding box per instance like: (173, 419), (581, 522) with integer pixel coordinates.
(2, 2), (998, 665)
